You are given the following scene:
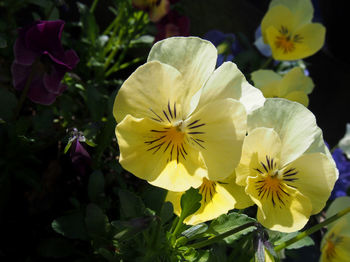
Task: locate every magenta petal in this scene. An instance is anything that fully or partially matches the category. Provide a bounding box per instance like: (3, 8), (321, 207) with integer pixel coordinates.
(26, 76), (58, 105)
(43, 68), (66, 94)
(64, 49), (80, 70)
(13, 34), (38, 65)
(11, 62), (32, 90)
(26, 20), (65, 58)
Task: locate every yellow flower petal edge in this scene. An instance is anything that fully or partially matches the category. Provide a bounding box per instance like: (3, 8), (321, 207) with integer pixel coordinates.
(196, 62), (265, 115)
(166, 175), (253, 225)
(248, 98), (319, 165)
(148, 37), (217, 116)
(261, 0), (326, 60)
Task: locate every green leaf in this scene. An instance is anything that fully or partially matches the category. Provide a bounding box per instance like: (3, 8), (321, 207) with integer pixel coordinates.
(208, 212), (256, 244)
(118, 188), (146, 218)
(181, 223), (208, 240)
(85, 203), (110, 238)
(160, 201), (174, 225)
(179, 187), (202, 221)
(52, 211), (88, 240)
(274, 231), (315, 250)
(88, 170), (105, 203)
(64, 141), (72, 154)
(37, 238), (74, 258)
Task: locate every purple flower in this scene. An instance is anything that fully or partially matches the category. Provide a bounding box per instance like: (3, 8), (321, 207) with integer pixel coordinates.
(330, 148), (350, 199)
(11, 20), (79, 105)
(154, 10), (190, 43)
(69, 128), (91, 176)
(204, 30), (242, 67)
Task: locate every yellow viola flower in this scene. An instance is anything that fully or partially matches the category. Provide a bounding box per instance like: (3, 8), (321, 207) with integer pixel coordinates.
(261, 0), (326, 60)
(236, 98), (338, 232)
(320, 196), (350, 262)
(166, 176), (253, 225)
(251, 67), (314, 107)
(133, 0), (169, 22)
(114, 37), (265, 192)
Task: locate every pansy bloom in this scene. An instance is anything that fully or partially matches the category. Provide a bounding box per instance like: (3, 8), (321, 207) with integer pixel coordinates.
(236, 98), (338, 232)
(261, 0), (326, 60)
(11, 20), (79, 105)
(113, 37), (265, 192)
(320, 196), (350, 262)
(251, 67), (314, 107)
(132, 0), (169, 22)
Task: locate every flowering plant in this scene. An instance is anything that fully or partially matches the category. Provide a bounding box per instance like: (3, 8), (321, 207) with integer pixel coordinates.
(0, 0), (349, 261)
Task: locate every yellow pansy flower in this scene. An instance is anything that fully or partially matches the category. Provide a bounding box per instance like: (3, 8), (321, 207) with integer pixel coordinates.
(320, 196), (350, 262)
(251, 67), (314, 106)
(133, 0), (169, 22)
(236, 98), (338, 232)
(261, 0), (326, 60)
(166, 176), (253, 225)
(114, 37), (265, 192)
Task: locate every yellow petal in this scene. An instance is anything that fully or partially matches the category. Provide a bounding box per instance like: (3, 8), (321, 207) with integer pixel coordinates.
(261, 5), (295, 44)
(195, 62), (265, 114)
(246, 175), (313, 232)
(248, 98), (319, 165)
(251, 70), (282, 90)
(269, 0), (313, 26)
(186, 98), (247, 181)
(236, 127), (282, 186)
(280, 67), (314, 95)
(288, 153), (338, 214)
(166, 176), (253, 225)
(113, 61), (185, 123)
(292, 23), (326, 58)
(116, 115), (204, 191)
(284, 91), (309, 107)
(147, 37), (217, 116)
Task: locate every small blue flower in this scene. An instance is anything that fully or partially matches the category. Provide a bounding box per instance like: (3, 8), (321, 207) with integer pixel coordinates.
(330, 148), (350, 199)
(204, 30), (241, 67)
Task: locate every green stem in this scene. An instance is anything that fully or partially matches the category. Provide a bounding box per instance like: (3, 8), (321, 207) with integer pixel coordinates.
(89, 0), (99, 13)
(260, 57), (273, 69)
(187, 222), (257, 249)
(275, 206), (350, 252)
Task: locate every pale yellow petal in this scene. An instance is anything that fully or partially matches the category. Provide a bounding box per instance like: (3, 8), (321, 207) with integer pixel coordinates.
(259, 81), (281, 98)
(240, 81), (266, 114)
(147, 37), (217, 116)
(113, 61), (185, 123)
(326, 196), (350, 231)
(248, 98), (319, 165)
(166, 176), (253, 225)
(288, 153), (338, 214)
(116, 115), (204, 191)
(246, 176), (313, 232)
(251, 70), (282, 90)
(236, 127), (282, 186)
(186, 98), (247, 181)
(280, 67), (314, 95)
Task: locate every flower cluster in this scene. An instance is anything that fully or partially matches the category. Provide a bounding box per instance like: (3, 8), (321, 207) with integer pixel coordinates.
(114, 36), (338, 233)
